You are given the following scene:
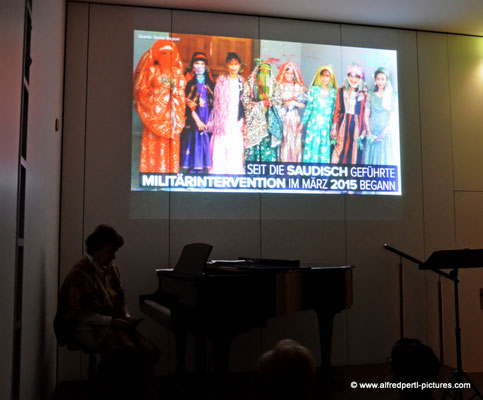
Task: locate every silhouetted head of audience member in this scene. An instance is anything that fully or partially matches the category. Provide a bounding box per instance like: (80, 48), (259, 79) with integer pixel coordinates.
(85, 225), (124, 266)
(85, 225), (124, 254)
(389, 338), (440, 399)
(258, 339), (316, 400)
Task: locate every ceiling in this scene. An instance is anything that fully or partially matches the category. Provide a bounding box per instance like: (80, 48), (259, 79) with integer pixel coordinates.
(78, 0), (483, 36)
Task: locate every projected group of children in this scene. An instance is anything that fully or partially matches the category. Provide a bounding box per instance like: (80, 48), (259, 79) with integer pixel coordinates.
(133, 39), (397, 176)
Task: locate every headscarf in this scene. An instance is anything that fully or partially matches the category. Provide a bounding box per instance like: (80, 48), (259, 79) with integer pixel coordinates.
(373, 67), (393, 111)
(309, 64), (338, 89)
(184, 51), (215, 83)
(150, 40), (183, 72)
(190, 51), (208, 66)
(347, 64), (364, 79)
(247, 60), (274, 101)
(188, 52), (208, 75)
(258, 61), (272, 99)
(276, 62), (305, 86)
(133, 40), (185, 104)
(133, 39), (186, 140)
(343, 63), (367, 91)
(243, 60), (283, 148)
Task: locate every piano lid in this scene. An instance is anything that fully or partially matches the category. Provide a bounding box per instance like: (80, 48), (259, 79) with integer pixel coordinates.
(207, 257), (300, 272)
(173, 243), (213, 276)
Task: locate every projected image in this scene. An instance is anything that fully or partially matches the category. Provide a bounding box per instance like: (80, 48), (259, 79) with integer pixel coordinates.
(132, 31), (401, 195)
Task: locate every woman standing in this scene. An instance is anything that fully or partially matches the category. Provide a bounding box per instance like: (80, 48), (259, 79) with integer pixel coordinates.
(364, 67), (396, 165)
(331, 64), (368, 165)
(243, 61), (283, 163)
(276, 62), (307, 162)
(299, 65), (338, 164)
(208, 52), (245, 174)
(133, 40), (186, 173)
(180, 52), (215, 173)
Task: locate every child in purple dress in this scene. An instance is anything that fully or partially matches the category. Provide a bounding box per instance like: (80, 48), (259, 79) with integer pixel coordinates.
(180, 52), (215, 173)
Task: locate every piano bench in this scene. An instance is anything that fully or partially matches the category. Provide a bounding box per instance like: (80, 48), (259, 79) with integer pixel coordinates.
(66, 343), (98, 381)
(140, 300), (172, 330)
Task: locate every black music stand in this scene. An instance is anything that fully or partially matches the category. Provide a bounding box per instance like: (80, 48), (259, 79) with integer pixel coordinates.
(384, 245), (483, 400)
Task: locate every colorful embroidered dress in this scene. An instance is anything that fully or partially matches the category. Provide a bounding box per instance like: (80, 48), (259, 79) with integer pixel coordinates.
(301, 65), (338, 164)
(208, 75), (245, 174)
(276, 62), (307, 163)
(364, 68), (396, 165)
(301, 86), (337, 163)
(331, 64), (368, 165)
(243, 62), (283, 163)
(180, 74), (214, 172)
(134, 40), (186, 173)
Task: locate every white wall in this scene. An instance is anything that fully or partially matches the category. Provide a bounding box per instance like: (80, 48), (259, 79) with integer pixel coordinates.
(417, 31), (455, 367)
(0, 0), (65, 399)
(417, 31), (483, 371)
(20, 1), (65, 398)
(0, 1), (24, 397)
(448, 34), (483, 371)
(60, 3), (483, 382)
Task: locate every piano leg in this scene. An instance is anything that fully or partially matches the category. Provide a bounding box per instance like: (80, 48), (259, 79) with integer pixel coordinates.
(174, 330), (208, 375)
(174, 328), (187, 374)
(194, 334), (207, 374)
(210, 335), (232, 375)
(315, 309), (336, 376)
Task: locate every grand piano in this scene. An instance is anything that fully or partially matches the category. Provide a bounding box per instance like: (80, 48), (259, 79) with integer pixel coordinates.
(140, 243), (353, 374)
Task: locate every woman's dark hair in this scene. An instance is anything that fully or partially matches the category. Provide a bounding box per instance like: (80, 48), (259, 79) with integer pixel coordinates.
(373, 71), (387, 93)
(185, 51), (209, 75)
(85, 225), (124, 255)
(226, 52), (241, 64)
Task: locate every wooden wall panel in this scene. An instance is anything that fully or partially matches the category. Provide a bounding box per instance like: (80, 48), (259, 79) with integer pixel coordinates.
(59, 2), (90, 382)
(0, 0), (24, 395)
(61, 3), (483, 378)
(454, 192), (483, 372)
(341, 24), (425, 364)
(170, 10), (261, 372)
(258, 17), (349, 367)
(449, 35), (483, 191)
(84, 4), (174, 375)
(417, 31), (456, 366)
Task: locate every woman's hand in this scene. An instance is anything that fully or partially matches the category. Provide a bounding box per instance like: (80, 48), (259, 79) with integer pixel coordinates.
(375, 129), (388, 142)
(330, 125), (337, 140)
(192, 111), (207, 131)
(186, 99), (197, 111)
(196, 120), (207, 131)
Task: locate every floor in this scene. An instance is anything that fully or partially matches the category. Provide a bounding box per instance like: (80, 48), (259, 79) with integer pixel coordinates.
(53, 364), (483, 400)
